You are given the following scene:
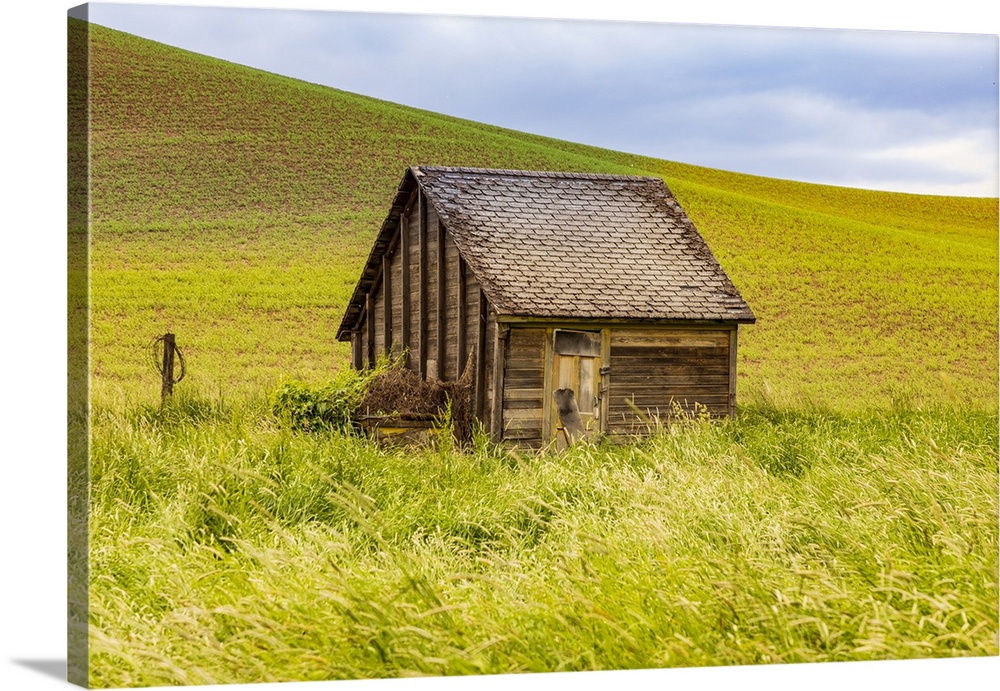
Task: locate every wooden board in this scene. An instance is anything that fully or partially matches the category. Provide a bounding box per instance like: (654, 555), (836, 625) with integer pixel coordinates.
(399, 210), (411, 366)
(611, 330), (730, 347)
(500, 327), (546, 443)
(606, 325), (732, 427)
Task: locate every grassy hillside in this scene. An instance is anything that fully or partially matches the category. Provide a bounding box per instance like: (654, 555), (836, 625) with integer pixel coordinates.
(84, 22), (999, 410)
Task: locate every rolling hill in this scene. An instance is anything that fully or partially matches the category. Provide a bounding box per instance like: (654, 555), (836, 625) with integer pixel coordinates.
(80, 21), (999, 410)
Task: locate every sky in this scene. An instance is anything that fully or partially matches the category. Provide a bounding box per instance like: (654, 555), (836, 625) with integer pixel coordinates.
(79, 1), (1000, 197)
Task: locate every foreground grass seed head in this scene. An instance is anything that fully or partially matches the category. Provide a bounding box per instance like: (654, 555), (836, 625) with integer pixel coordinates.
(87, 389), (1000, 685)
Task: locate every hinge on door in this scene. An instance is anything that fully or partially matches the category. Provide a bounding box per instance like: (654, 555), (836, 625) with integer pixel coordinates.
(599, 366), (611, 375)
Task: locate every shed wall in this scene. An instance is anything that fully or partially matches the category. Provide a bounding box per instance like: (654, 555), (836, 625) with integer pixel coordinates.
(443, 234), (461, 379)
(389, 235), (403, 357)
(354, 187), (497, 428)
(495, 323), (737, 446)
(406, 207), (420, 369)
(372, 281), (385, 360)
(357, 311), (372, 369)
(605, 327), (732, 436)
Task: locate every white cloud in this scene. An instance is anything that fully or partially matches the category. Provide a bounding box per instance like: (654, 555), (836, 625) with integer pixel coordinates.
(854, 134), (999, 196)
(619, 87), (998, 195)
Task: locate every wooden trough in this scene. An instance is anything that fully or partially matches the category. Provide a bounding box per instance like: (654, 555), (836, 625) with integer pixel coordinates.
(355, 414), (439, 446)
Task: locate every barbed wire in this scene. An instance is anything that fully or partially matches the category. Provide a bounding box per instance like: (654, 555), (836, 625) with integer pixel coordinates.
(149, 334), (186, 384)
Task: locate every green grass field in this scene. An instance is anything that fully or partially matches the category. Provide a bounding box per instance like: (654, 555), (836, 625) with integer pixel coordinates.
(78, 21), (999, 686)
(86, 396), (997, 686)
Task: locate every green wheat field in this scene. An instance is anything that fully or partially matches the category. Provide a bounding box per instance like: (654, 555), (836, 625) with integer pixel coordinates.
(73, 21), (998, 687)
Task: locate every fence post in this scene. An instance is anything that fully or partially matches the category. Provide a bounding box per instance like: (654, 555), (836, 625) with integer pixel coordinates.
(161, 332), (176, 403)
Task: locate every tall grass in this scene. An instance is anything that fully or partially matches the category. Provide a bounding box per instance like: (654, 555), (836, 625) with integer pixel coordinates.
(87, 391), (998, 686)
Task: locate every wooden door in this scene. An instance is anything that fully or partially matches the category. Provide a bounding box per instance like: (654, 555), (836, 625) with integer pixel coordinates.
(550, 330), (603, 445)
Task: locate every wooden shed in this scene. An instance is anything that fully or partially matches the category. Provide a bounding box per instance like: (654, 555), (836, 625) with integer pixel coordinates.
(336, 167), (755, 447)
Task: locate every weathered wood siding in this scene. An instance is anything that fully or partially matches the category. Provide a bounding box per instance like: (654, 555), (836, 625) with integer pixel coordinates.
(372, 278), (386, 363)
(606, 327), (733, 436)
(430, 208), (446, 377)
(500, 327), (546, 448)
(389, 234), (403, 358)
(354, 186), (497, 428)
(467, 273), (494, 426)
(357, 320), (367, 369)
(406, 204), (420, 370)
(482, 303), (497, 432)
(443, 234), (461, 379)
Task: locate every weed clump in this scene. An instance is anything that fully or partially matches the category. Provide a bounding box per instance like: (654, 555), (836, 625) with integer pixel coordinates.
(270, 356), (474, 443)
(270, 366), (377, 432)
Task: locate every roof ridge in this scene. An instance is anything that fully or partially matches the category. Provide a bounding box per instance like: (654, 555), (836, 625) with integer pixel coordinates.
(413, 165), (660, 183)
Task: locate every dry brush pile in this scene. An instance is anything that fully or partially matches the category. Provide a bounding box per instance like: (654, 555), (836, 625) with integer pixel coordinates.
(270, 357), (475, 444)
(359, 357), (475, 444)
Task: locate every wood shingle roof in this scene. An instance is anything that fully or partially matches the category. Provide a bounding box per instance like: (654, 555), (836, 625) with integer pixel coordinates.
(417, 166), (754, 322)
(337, 166), (754, 339)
